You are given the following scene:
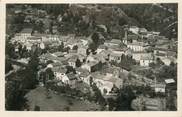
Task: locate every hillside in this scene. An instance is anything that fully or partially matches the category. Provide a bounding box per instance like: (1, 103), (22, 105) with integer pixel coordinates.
(6, 4), (178, 39)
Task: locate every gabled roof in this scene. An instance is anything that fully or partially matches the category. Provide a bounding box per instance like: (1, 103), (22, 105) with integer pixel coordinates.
(127, 41), (145, 46)
(52, 52), (65, 57)
(87, 61), (99, 66)
(140, 55), (154, 60)
(52, 66), (67, 73)
(51, 62), (63, 67)
(127, 34), (139, 40)
(20, 28), (33, 34)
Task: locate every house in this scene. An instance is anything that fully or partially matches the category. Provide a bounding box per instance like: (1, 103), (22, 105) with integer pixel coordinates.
(39, 53), (67, 64)
(39, 42), (45, 49)
(165, 78), (176, 91)
(129, 26), (139, 34)
(99, 49), (113, 61)
(23, 42), (33, 51)
(132, 52), (153, 62)
(67, 72), (77, 88)
(140, 55), (154, 66)
(65, 37), (82, 49)
(101, 65), (121, 78)
(127, 41), (146, 52)
(108, 46), (127, 63)
(104, 39), (121, 46)
(127, 34), (140, 42)
(39, 53), (55, 63)
(27, 36), (42, 43)
(89, 72), (123, 95)
(46, 62), (69, 84)
(80, 39), (89, 46)
(150, 83), (166, 93)
(67, 54), (86, 68)
(131, 96), (166, 111)
(77, 46), (87, 55)
(68, 57), (78, 68)
(165, 79), (175, 84)
(20, 28), (33, 40)
(51, 52), (65, 57)
(96, 24), (107, 32)
(75, 67), (90, 81)
(109, 53), (122, 63)
(144, 97), (166, 111)
(52, 66), (68, 83)
(155, 56), (177, 66)
(52, 25), (58, 34)
(68, 49), (78, 54)
(139, 28), (147, 34)
(96, 44), (108, 54)
(81, 61), (101, 72)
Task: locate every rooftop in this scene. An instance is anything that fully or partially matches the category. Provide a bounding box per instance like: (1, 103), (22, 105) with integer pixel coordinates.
(52, 52), (65, 57)
(165, 79), (175, 84)
(127, 41), (145, 46)
(87, 61), (99, 66)
(20, 28), (33, 34)
(105, 39), (121, 44)
(27, 36), (42, 40)
(91, 72), (122, 85)
(52, 66), (67, 73)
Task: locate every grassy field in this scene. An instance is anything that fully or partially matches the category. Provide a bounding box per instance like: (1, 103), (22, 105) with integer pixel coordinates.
(25, 86), (101, 111)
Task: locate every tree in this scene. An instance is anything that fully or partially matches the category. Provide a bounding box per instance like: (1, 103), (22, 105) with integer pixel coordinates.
(75, 58), (82, 67)
(131, 96), (145, 111)
(22, 46), (28, 58)
(86, 48), (90, 56)
(91, 83), (106, 106)
(66, 66), (76, 74)
(6, 40), (17, 59)
(28, 48), (39, 72)
(5, 80), (27, 110)
(21, 48), (40, 89)
(115, 86), (136, 110)
(118, 17), (128, 26)
(5, 58), (13, 74)
(46, 68), (54, 80)
(18, 44), (23, 57)
(58, 42), (64, 52)
(34, 20), (44, 33)
(156, 57), (164, 66)
(64, 46), (70, 53)
(89, 76), (93, 86)
(72, 45), (78, 50)
(34, 105), (40, 111)
(46, 60), (54, 65)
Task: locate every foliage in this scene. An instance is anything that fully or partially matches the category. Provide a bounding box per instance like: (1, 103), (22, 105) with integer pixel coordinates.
(156, 63), (177, 80)
(5, 58), (13, 74)
(75, 59), (82, 67)
(72, 45), (78, 50)
(115, 85), (136, 111)
(91, 83), (106, 106)
(45, 68), (54, 80)
(58, 42), (64, 52)
(5, 81), (27, 110)
(111, 54), (136, 71)
(66, 66), (76, 74)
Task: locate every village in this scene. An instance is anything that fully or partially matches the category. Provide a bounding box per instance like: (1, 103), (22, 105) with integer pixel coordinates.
(5, 4), (177, 111)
